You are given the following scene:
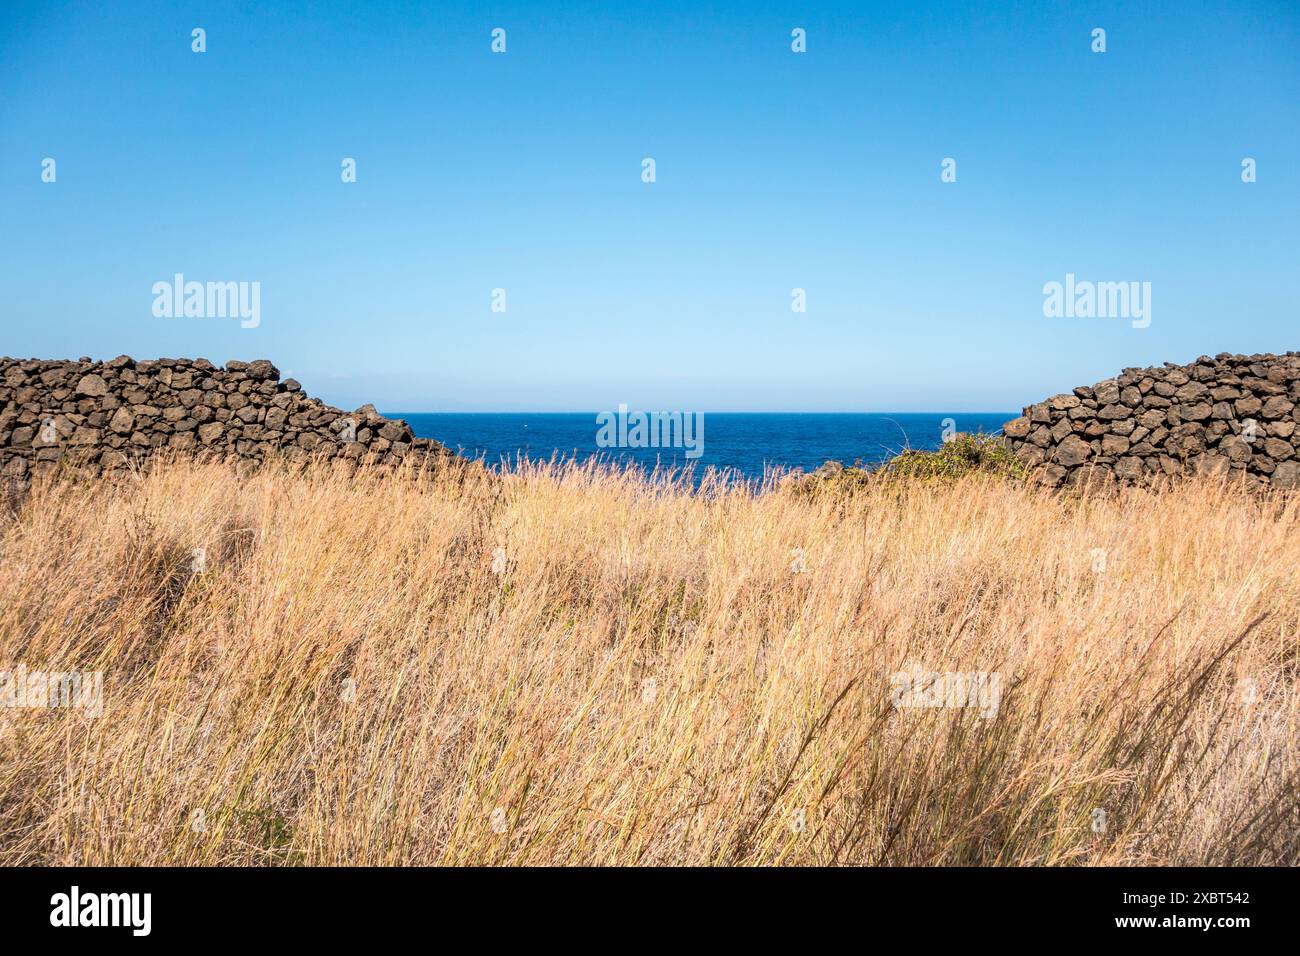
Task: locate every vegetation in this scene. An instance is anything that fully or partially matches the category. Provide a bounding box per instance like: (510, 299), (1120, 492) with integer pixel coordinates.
(1, 457), (1296, 865)
(882, 431), (1029, 481)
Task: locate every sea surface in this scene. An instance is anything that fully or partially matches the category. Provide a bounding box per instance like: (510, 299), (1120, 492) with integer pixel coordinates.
(394, 412), (1017, 481)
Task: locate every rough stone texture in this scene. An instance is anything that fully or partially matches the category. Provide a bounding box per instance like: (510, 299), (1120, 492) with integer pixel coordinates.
(1, 356), (454, 490)
(1002, 352), (1300, 490)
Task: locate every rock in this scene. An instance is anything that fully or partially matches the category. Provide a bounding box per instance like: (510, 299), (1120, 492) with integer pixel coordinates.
(76, 374), (109, 397)
(247, 360), (280, 382)
(197, 422), (225, 444)
(1003, 416), (1031, 439)
(1262, 438), (1295, 460)
(108, 407), (134, 434)
(1273, 460), (1300, 490)
(1014, 444), (1046, 466)
(1137, 409), (1166, 429)
(1094, 381), (1121, 405)
(1069, 464), (1116, 491)
(1101, 434), (1131, 456)
(1041, 464), (1068, 487)
(1235, 396), (1263, 416)
(1113, 457), (1145, 482)
(1261, 396), (1295, 420)
(1174, 382), (1209, 402)
(378, 421), (408, 442)
(1192, 453), (1230, 478)
(1054, 435), (1092, 467)
(1220, 436), (1253, 463)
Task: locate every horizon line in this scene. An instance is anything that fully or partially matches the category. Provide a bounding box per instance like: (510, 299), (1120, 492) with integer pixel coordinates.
(381, 409), (1021, 416)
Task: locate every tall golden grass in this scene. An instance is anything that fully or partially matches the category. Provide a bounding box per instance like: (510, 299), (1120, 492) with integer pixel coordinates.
(1, 457), (1297, 865)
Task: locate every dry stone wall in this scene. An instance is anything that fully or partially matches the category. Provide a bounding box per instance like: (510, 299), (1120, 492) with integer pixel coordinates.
(1002, 353), (1300, 490)
(1, 356), (452, 489)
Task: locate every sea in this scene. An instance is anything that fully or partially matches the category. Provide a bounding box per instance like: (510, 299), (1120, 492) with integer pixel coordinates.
(394, 412), (1017, 482)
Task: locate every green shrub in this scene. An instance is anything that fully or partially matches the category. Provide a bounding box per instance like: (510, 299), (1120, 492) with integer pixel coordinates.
(882, 432), (1027, 481)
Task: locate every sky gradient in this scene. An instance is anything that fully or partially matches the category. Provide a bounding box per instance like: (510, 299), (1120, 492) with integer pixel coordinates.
(2, 0), (1297, 411)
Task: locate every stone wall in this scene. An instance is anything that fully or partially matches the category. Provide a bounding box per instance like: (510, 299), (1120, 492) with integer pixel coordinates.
(1, 356), (452, 489)
(1002, 352), (1300, 490)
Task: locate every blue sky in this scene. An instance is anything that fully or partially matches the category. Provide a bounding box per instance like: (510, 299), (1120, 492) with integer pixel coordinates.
(1, 0), (1297, 411)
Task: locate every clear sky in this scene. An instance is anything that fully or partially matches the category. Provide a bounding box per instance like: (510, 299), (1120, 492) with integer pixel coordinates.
(2, 1), (1297, 411)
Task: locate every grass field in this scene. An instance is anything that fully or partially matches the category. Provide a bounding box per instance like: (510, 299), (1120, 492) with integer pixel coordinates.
(1, 457), (1297, 865)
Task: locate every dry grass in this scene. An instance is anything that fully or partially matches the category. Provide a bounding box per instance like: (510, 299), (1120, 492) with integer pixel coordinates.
(1, 456), (1298, 866)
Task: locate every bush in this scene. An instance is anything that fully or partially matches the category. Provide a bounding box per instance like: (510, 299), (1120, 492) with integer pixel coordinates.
(882, 432), (1028, 481)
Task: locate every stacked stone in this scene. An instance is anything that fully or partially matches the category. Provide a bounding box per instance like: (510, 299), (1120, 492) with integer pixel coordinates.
(0, 356), (452, 488)
(1002, 352), (1300, 490)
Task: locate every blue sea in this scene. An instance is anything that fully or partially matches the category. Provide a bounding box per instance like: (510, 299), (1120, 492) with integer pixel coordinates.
(393, 413), (1017, 481)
